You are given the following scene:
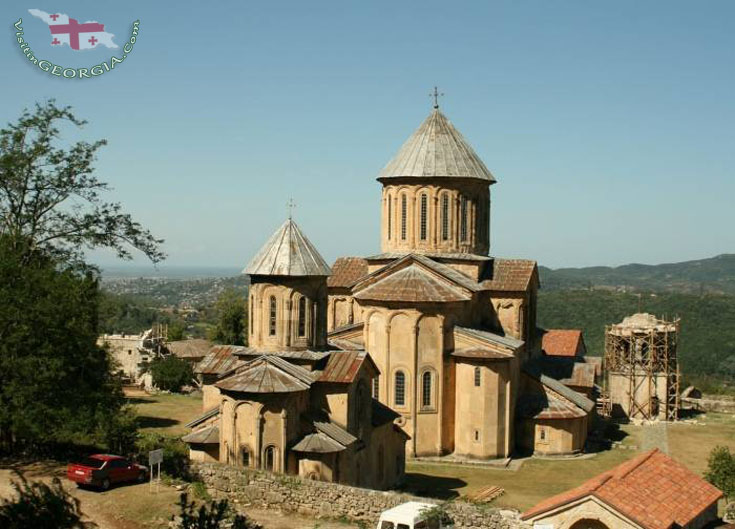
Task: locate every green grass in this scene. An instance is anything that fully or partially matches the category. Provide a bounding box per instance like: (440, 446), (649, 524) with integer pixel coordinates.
(668, 412), (735, 475)
(128, 392), (204, 436)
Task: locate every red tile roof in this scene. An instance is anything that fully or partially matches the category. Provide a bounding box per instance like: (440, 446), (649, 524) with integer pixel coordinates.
(317, 351), (377, 383)
(480, 259), (537, 292)
(522, 449), (723, 529)
(542, 329), (584, 357)
(327, 257), (369, 288)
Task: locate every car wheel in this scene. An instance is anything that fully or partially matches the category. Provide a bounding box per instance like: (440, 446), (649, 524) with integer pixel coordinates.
(101, 478), (110, 491)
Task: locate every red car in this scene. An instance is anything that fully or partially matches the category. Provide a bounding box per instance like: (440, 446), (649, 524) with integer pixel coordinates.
(67, 454), (148, 490)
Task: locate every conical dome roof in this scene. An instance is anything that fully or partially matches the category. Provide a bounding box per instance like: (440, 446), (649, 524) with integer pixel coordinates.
(243, 218), (331, 277)
(378, 109), (495, 183)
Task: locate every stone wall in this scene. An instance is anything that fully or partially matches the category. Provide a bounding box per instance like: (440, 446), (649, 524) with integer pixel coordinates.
(194, 462), (530, 529)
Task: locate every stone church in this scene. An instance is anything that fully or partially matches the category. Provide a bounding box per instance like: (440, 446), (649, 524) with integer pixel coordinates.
(184, 102), (594, 487)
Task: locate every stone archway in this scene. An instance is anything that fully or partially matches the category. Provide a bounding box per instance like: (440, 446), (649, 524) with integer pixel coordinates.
(569, 519), (610, 529)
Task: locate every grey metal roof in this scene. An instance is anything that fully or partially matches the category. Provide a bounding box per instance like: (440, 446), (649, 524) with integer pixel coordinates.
(216, 355), (315, 393)
(243, 218), (331, 277)
(236, 349), (331, 362)
(523, 366), (595, 413)
(195, 345), (246, 376)
(292, 432), (346, 453)
(181, 424), (220, 444)
(378, 109), (495, 183)
(185, 406), (220, 428)
(314, 419), (358, 447)
(455, 326), (525, 351)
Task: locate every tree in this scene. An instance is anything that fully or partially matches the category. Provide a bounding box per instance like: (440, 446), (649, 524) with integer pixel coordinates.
(0, 100), (164, 264)
(174, 493), (261, 529)
(149, 355), (194, 392)
(208, 288), (247, 345)
(705, 445), (735, 499)
(0, 474), (90, 529)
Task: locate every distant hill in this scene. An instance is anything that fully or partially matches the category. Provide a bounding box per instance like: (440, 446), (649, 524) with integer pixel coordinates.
(539, 254), (735, 294)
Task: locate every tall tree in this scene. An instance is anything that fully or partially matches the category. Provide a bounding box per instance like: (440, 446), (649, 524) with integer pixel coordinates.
(209, 288), (247, 345)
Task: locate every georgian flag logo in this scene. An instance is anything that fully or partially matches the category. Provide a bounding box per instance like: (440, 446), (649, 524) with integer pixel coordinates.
(28, 9), (118, 50)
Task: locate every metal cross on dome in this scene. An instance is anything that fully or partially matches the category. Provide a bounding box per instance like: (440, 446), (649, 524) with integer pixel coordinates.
(430, 86), (444, 109)
(286, 198), (296, 219)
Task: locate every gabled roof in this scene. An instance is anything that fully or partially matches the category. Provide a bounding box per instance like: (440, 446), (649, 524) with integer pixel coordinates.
(167, 339), (212, 359)
(185, 406), (220, 429)
(523, 366), (595, 414)
(517, 380), (588, 420)
(377, 109), (495, 183)
(216, 355), (314, 393)
(521, 449), (723, 529)
(244, 218), (331, 277)
(455, 326), (524, 351)
(352, 253), (478, 304)
(181, 424), (219, 444)
(328, 257), (369, 288)
(292, 432), (346, 453)
(542, 329), (585, 358)
(533, 358), (596, 389)
(195, 345), (246, 377)
(480, 259), (538, 292)
(316, 351), (378, 383)
(236, 349), (331, 362)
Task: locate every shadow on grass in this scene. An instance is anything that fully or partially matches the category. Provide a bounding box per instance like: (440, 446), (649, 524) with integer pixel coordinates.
(400, 472), (467, 500)
(136, 416), (179, 429)
(125, 397), (153, 405)
(678, 407), (706, 420)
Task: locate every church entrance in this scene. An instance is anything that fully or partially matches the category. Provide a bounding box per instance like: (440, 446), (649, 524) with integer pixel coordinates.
(570, 519), (610, 529)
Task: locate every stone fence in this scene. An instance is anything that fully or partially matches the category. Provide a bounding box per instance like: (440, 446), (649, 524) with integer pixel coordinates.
(194, 462), (530, 529)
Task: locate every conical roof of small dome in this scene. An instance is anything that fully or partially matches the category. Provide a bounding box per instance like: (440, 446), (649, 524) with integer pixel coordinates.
(243, 218), (331, 277)
(377, 108), (495, 183)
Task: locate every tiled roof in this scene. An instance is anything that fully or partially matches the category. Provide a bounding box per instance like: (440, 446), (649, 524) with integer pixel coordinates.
(542, 330), (584, 357)
(181, 424), (219, 445)
(317, 351), (376, 384)
(195, 345), (246, 376)
(480, 259), (538, 292)
(328, 257), (369, 288)
(216, 355), (314, 393)
(377, 109), (496, 182)
(237, 349), (331, 362)
(522, 449), (724, 529)
(354, 264), (471, 303)
(244, 218), (331, 277)
(167, 339), (212, 359)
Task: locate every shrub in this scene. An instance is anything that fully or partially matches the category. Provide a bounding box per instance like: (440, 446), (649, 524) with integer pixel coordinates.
(136, 432), (191, 480)
(705, 445), (735, 499)
(0, 474), (89, 529)
(173, 493), (261, 529)
(149, 355), (194, 392)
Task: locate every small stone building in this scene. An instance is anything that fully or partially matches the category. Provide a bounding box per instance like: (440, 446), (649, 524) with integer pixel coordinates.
(184, 219), (407, 490)
(521, 449), (723, 529)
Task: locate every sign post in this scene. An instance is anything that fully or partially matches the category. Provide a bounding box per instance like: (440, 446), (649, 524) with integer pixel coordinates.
(148, 448), (163, 493)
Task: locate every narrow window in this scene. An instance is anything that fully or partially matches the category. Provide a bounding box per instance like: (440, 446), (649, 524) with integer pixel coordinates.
(421, 371), (432, 408)
(372, 376), (379, 398)
(441, 194), (449, 240)
(420, 193), (428, 240)
(297, 296), (306, 337)
(387, 198), (392, 239)
(394, 371), (406, 407)
(474, 367), (481, 387)
(401, 195), (407, 240)
(269, 296), (277, 336)
(539, 428), (546, 441)
(264, 446), (275, 471)
(460, 195), (468, 241)
(242, 447), (250, 467)
(474, 430), (480, 442)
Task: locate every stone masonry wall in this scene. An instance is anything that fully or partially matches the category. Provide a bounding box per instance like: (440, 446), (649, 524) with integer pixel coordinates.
(194, 463), (530, 529)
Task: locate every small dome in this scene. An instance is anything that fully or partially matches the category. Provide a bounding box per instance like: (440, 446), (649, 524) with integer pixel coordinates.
(378, 109), (495, 183)
(244, 218), (331, 277)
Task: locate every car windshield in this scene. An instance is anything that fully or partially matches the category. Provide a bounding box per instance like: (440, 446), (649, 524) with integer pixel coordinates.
(73, 457), (106, 469)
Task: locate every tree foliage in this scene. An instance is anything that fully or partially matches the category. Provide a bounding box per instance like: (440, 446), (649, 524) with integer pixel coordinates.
(208, 288), (247, 345)
(705, 445), (735, 499)
(0, 474), (90, 529)
(0, 100), (164, 264)
(149, 355), (194, 392)
(174, 493), (261, 529)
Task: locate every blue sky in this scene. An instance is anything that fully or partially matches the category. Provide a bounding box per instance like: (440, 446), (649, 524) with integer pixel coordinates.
(2, 1), (734, 270)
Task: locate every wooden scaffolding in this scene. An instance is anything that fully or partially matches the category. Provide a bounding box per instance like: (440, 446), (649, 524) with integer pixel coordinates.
(604, 315), (680, 421)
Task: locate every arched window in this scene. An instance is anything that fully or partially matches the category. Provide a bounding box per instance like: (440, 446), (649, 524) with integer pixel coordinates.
(460, 195), (468, 241)
(297, 296), (306, 337)
(264, 446), (275, 472)
(419, 193), (428, 240)
(269, 296), (277, 336)
(421, 371), (433, 408)
(372, 376), (379, 398)
(387, 197), (392, 239)
(474, 366), (481, 387)
(394, 371), (406, 407)
(441, 194), (449, 241)
(400, 195), (407, 240)
(241, 446), (250, 467)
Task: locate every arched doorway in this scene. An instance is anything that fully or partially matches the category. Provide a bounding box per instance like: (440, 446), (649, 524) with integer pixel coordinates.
(570, 519), (610, 529)
(264, 445), (276, 472)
